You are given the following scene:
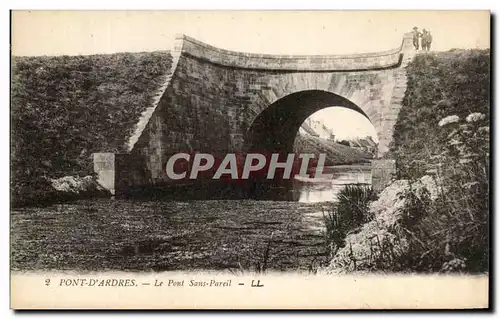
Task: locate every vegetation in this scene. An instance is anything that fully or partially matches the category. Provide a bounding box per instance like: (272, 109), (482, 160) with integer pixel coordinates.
(389, 49), (490, 178)
(323, 185), (376, 259)
(11, 51), (173, 206)
(327, 49), (490, 274)
(11, 199), (326, 272)
(390, 50), (490, 273)
(394, 113), (489, 272)
(337, 140), (351, 147)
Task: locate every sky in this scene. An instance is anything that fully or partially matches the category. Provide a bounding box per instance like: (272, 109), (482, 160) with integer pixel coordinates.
(11, 10), (490, 141)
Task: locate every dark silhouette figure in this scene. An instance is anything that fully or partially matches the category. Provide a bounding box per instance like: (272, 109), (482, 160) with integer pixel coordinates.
(421, 29), (433, 51)
(412, 27), (422, 50)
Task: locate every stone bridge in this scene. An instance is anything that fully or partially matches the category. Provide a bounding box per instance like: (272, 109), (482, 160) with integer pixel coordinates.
(94, 33), (416, 195)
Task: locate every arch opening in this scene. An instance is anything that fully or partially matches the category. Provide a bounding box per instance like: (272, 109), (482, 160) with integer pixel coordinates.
(246, 90), (375, 154)
(243, 90), (378, 201)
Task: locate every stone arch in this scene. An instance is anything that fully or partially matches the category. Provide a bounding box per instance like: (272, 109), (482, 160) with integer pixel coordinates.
(94, 33), (415, 195)
(246, 89), (375, 154)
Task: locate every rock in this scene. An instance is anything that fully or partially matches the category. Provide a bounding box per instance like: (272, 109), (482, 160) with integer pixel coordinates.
(417, 175), (440, 200)
(369, 179), (409, 227)
(326, 175), (439, 274)
(50, 175), (109, 195)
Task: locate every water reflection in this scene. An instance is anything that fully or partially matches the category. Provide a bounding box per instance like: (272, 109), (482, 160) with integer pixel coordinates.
(293, 165), (372, 203)
(122, 165), (372, 203)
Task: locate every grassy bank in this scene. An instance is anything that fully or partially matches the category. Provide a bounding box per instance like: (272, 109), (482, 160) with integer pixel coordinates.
(389, 49), (490, 273)
(11, 52), (173, 206)
(389, 49), (490, 178)
(326, 49), (490, 274)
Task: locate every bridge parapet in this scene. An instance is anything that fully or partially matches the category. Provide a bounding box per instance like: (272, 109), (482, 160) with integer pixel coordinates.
(174, 33), (413, 71)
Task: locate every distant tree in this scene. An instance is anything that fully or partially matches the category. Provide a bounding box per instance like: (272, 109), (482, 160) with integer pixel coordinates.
(338, 140), (351, 147)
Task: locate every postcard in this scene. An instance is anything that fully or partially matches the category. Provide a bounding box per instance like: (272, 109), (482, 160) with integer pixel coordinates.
(10, 10), (491, 309)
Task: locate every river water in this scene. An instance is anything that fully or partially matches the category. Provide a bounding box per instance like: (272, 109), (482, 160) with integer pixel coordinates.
(11, 164), (372, 273)
(290, 164), (371, 203)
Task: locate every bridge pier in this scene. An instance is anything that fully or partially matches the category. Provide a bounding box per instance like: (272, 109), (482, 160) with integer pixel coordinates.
(93, 153), (117, 195)
(93, 152), (149, 196)
(371, 159), (396, 193)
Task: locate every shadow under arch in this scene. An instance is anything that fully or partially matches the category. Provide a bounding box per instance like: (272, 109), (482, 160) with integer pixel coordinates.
(246, 90), (372, 154)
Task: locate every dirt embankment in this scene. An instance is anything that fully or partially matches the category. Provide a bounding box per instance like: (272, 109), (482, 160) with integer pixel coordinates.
(294, 134), (373, 166)
(11, 52), (173, 207)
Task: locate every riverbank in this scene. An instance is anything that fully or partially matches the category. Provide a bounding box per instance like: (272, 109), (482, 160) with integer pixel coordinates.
(326, 49), (490, 274)
(11, 198), (332, 273)
(11, 164), (374, 273)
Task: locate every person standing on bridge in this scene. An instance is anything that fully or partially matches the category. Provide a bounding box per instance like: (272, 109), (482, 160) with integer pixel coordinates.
(422, 29), (433, 51)
(412, 27), (422, 50)
(421, 29), (428, 51)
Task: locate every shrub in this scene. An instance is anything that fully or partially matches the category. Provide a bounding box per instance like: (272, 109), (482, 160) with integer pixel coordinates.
(395, 113), (489, 273)
(323, 185), (376, 258)
(338, 140), (351, 147)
